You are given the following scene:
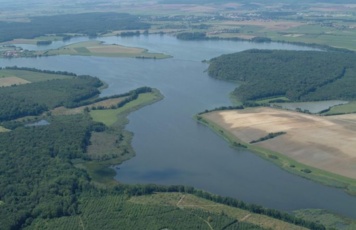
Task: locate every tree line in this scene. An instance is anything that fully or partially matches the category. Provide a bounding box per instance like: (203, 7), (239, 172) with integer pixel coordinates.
(250, 132), (286, 144)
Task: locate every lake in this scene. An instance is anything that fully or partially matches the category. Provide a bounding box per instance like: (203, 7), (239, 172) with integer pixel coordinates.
(2, 35), (356, 218)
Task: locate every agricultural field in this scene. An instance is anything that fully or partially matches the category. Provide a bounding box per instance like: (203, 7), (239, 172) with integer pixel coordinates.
(0, 69), (71, 83)
(0, 76), (30, 87)
(45, 41), (171, 59)
(199, 107), (356, 195)
(203, 107), (356, 180)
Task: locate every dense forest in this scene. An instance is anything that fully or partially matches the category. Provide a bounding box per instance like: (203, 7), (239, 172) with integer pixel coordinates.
(0, 13), (149, 42)
(208, 49), (356, 102)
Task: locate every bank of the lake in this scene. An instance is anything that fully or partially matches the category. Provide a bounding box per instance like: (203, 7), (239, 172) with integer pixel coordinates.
(197, 110), (356, 196)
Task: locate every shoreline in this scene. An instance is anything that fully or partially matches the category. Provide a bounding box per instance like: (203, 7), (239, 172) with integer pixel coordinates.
(81, 89), (164, 185)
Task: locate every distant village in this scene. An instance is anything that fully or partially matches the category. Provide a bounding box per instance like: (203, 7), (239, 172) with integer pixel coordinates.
(0, 45), (37, 58)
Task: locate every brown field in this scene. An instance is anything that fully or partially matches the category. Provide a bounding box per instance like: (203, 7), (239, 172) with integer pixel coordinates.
(203, 107), (356, 179)
(221, 20), (304, 30)
(0, 76), (30, 87)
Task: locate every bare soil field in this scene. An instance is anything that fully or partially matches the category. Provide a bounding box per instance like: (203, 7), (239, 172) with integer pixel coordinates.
(0, 76), (30, 87)
(204, 107), (356, 179)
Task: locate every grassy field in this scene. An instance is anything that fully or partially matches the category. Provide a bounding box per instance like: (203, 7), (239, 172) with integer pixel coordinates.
(45, 41), (171, 59)
(0, 69), (71, 83)
(90, 91), (162, 127)
(198, 109), (356, 195)
(324, 101), (356, 115)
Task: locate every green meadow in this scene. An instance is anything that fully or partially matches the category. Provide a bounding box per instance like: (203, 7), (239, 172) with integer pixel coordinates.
(90, 91), (162, 127)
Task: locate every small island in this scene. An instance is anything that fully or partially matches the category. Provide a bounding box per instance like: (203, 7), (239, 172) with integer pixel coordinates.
(45, 41), (171, 59)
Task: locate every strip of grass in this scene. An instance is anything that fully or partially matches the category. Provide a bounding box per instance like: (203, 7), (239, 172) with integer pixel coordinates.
(0, 69), (71, 82)
(197, 113), (356, 196)
(324, 101), (356, 115)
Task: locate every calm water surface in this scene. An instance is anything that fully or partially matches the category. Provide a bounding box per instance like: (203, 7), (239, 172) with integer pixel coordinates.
(2, 35), (356, 218)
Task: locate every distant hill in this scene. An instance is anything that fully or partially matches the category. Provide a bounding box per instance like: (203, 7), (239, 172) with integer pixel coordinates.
(0, 13), (149, 42)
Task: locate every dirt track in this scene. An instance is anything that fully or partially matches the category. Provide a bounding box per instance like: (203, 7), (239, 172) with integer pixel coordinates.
(203, 107), (356, 179)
